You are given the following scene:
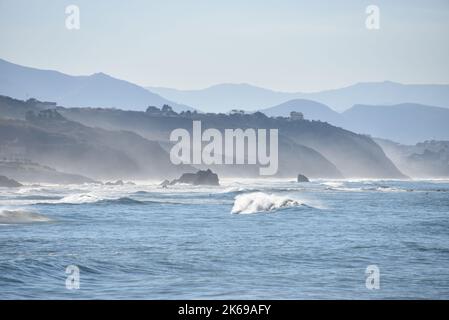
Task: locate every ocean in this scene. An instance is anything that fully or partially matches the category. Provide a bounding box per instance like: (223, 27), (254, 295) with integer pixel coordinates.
(1, 179), (448, 299)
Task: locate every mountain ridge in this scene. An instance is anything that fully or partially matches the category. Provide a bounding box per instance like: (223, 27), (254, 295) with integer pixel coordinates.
(148, 81), (449, 113)
(0, 58), (194, 112)
(262, 100), (449, 144)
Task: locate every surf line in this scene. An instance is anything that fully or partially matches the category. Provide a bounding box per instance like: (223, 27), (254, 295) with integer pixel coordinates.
(169, 120), (278, 175)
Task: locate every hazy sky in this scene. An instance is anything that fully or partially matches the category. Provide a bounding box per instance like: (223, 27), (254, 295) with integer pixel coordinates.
(0, 0), (448, 92)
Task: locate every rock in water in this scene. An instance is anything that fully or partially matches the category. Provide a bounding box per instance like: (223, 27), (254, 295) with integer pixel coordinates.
(105, 180), (125, 186)
(297, 174), (309, 182)
(170, 169), (219, 186)
(160, 179), (170, 188)
(0, 175), (23, 188)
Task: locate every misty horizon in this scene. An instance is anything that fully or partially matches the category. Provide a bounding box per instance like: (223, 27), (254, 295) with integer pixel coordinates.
(2, 56), (449, 94)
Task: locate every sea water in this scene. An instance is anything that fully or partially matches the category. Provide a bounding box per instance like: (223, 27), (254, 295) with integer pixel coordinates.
(1, 179), (448, 299)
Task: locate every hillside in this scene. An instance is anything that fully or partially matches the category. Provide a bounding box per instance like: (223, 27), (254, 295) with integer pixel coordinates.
(263, 100), (449, 144)
(0, 95), (407, 179)
(0, 108), (192, 181)
(342, 103), (449, 144)
(261, 99), (343, 124)
(57, 103), (404, 179)
(0, 160), (94, 184)
(376, 139), (449, 178)
(148, 83), (295, 113)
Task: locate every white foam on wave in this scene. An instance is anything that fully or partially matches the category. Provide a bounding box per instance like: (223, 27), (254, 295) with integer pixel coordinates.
(327, 185), (406, 193)
(369, 186), (405, 192)
(222, 186), (252, 193)
(0, 209), (52, 224)
(231, 192), (302, 214)
(58, 193), (101, 204)
(321, 181), (345, 188)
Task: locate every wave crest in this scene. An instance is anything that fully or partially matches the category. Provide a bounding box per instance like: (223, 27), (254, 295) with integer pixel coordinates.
(231, 192), (302, 214)
(58, 194), (101, 204)
(0, 209), (52, 224)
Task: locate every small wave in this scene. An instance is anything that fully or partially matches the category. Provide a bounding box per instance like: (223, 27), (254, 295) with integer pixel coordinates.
(221, 186), (260, 195)
(57, 194), (101, 204)
(322, 182), (344, 188)
(326, 185), (406, 193)
(222, 186), (303, 195)
(41, 194), (182, 206)
(231, 192), (302, 214)
(0, 209), (52, 224)
(325, 187), (363, 192)
(17, 195), (63, 201)
(222, 187), (248, 193)
(369, 186), (404, 192)
(133, 191), (152, 195)
(409, 187), (449, 193)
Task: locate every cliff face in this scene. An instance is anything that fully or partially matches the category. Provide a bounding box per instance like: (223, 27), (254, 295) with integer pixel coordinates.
(0, 96), (406, 180)
(0, 161), (94, 184)
(280, 121), (406, 179)
(0, 175), (23, 187)
(376, 139), (449, 179)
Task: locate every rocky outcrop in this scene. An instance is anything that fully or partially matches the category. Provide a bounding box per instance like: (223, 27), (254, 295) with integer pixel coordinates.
(169, 169), (219, 186)
(105, 180), (125, 186)
(160, 179), (170, 188)
(0, 161), (95, 185)
(297, 174), (310, 182)
(0, 175), (22, 188)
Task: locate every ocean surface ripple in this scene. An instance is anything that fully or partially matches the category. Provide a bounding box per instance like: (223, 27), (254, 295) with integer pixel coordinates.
(1, 179), (449, 299)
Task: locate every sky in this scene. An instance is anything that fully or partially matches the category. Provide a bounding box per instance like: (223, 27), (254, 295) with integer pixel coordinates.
(0, 0), (448, 92)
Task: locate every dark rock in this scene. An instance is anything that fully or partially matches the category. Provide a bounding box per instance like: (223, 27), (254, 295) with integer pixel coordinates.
(105, 180), (125, 186)
(170, 169), (219, 186)
(297, 174), (310, 182)
(160, 179), (170, 188)
(0, 161), (96, 185)
(0, 175), (23, 188)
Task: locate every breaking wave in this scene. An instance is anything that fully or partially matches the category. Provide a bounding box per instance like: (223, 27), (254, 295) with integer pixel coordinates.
(231, 192), (303, 214)
(0, 209), (52, 224)
(222, 187), (252, 193)
(39, 194), (182, 206)
(57, 194), (101, 204)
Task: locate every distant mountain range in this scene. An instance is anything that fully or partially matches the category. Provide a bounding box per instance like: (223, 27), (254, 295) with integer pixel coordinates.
(148, 81), (449, 113)
(341, 103), (449, 145)
(147, 83), (293, 113)
(261, 99), (342, 124)
(262, 100), (449, 144)
(1, 57), (448, 145)
(0, 58), (193, 112)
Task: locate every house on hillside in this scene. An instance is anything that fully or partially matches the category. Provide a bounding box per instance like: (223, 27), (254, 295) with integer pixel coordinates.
(289, 111), (304, 121)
